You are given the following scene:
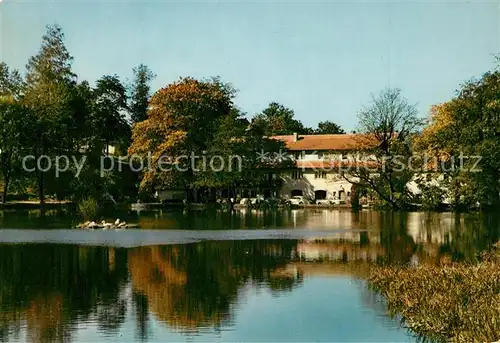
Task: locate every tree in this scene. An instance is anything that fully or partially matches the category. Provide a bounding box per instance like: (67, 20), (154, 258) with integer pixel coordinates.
(192, 108), (292, 200)
(23, 24), (77, 204)
(129, 64), (155, 124)
(128, 77), (235, 198)
(417, 70), (500, 208)
(315, 121), (345, 134)
(0, 63), (23, 97)
(344, 88), (423, 209)
(0, 100), (25, 203)
(252, 102), (312, 135)
(93, 75), (130, 153)
(0, 63), (24, 203)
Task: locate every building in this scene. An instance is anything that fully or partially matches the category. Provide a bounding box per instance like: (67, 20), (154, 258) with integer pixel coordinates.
(154, 133), (380, 204)
(271, 133), (370, 202)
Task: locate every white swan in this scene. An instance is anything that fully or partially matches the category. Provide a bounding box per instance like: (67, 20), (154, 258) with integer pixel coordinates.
(101, 220), (112, 230)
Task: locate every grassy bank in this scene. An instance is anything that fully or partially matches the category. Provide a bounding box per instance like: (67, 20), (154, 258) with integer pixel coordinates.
(368, 247), (500, 342)
(0, 200), (75, 210)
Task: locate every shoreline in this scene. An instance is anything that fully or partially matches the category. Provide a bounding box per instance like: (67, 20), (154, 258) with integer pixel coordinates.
(0, 228), (370, 248)
(0, 201), (76, 210)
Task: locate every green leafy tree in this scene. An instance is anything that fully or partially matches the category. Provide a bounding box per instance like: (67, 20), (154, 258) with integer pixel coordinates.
(0, 63), (25, 202)
(193, 109), (293, 200)
(129, 64), (155, 124)
(0, 63), (23, 96)
(23, 24), (77, 204)
(451, 71), (500, 207)
(0, 100), (25, 203)
(315, 120), (345, 134)
(252, 102), (312, 135)
(93, 75), (130, 154)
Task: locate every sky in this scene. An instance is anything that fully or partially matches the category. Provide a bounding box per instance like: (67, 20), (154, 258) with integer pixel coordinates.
(1, 0), (499, 131)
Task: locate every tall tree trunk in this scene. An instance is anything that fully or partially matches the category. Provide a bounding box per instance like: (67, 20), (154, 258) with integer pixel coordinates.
(39, 170), (45, 205)
(35, 147), (45, 205)
(1, 151), (11, 204)
(2, 172), (10, 204)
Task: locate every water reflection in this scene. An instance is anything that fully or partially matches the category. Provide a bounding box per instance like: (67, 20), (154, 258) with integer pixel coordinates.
(0, 210), (498, 341)
(0, 239), (411, 342)
(0, 245), (129, 342)
(128, 241), (300, 334)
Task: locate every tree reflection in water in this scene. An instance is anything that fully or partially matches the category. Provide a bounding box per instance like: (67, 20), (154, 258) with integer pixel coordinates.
(128, 240), (301, 332)
(0, 211), (497, 341)
(0, 245), (129, 342)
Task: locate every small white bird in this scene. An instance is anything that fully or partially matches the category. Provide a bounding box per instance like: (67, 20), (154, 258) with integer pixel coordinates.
(101, 220), (112, 229)
(114, 218), (120, 226)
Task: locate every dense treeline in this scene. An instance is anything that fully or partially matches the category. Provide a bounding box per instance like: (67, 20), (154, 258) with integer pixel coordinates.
(0, 25), (142, 204)
(1, 24), (499, 210)
(0, 25), (343, 205)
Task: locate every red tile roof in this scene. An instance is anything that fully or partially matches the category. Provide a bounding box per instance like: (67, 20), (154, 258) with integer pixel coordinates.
(270, 134), (377, 151)
(296, 160), (379, 169)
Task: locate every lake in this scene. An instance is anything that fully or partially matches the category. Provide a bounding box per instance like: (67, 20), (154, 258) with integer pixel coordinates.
(0, 208), (498, 342)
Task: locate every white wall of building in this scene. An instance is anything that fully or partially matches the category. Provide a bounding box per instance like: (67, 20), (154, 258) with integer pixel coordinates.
(279, 171), (356, 200)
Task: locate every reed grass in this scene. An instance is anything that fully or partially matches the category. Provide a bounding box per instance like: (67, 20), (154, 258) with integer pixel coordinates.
(77, 197), (99, 220)
(368, 248), (500, 342)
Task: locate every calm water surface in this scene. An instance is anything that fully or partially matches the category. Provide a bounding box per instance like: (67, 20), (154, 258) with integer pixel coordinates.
(0, 209), (498, 342)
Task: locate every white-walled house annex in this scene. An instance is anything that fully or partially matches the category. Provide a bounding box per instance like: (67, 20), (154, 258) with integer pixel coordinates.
(270, 133), (375, 203)
(271, 133), (455, 205)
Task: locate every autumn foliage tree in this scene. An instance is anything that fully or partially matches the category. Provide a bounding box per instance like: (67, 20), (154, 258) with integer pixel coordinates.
(129, 77), (235, 197)
(417, 69), (500, 208)
(129, 78), (292, 200)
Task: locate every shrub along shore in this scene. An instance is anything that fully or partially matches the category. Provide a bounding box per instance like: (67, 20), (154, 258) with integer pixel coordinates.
(368, 244), (500, 343)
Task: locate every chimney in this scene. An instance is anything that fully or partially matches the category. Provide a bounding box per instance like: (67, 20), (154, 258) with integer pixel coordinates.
(293, 132), (298, 142)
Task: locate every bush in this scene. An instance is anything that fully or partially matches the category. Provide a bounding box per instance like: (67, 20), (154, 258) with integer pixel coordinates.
(77, 197), (99, 220)
(420, 184), (446, 210)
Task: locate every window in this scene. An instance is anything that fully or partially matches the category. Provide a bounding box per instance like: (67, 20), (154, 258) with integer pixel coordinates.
(318, 151), (331, 160)
(292, 171), (303, 179)
(291, 189), (303, 197)
(314, 171), (327, 179)
(315, 190), (327, 200)
(293, 151), (304, 160)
